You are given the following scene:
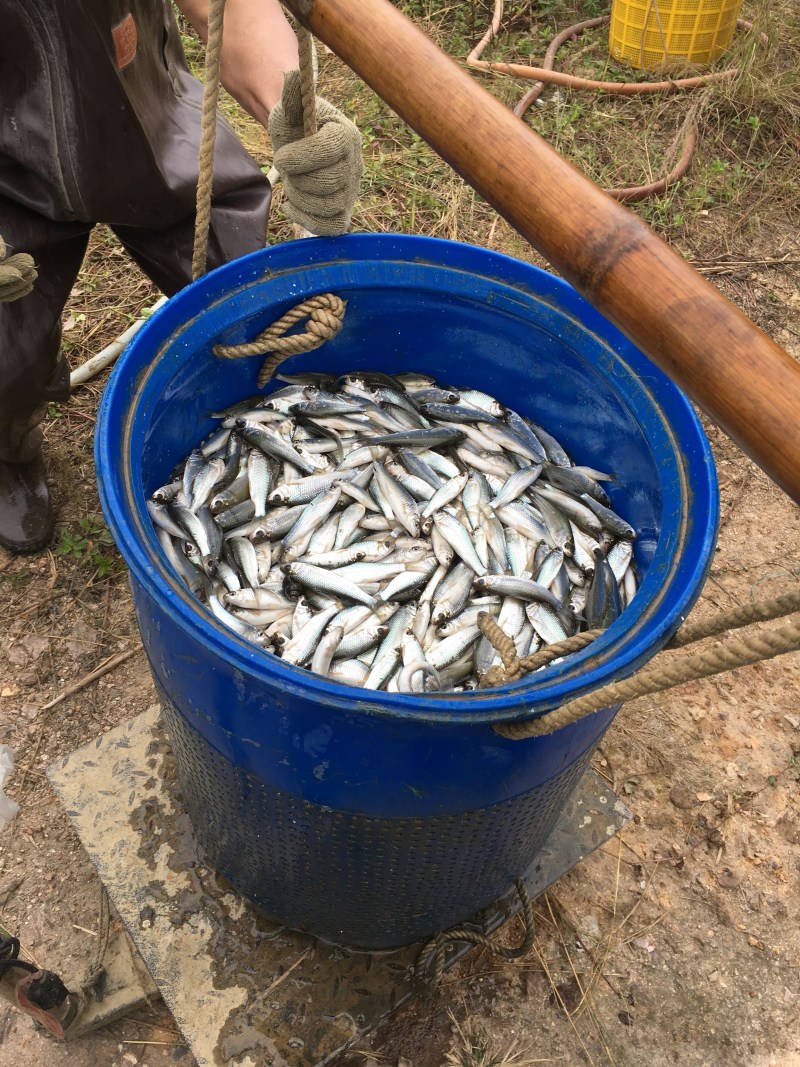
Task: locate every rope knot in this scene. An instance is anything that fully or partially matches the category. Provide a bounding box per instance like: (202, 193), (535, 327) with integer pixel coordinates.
(0, 236), (37, 302)
(477, 612), (522, 684)
(415, 880), (534, 988)
(213, 293), (346, 387)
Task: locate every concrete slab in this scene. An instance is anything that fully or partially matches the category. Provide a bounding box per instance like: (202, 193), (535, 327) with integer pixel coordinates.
(47, 706), (629, 1066)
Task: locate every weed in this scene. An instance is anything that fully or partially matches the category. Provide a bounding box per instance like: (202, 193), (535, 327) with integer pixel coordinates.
(55, 516), (121, 579)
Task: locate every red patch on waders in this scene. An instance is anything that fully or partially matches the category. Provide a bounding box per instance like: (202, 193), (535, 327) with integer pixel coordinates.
(112, 13), (138, 70)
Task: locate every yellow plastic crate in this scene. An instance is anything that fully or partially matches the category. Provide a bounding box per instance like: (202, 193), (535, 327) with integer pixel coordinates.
(609, 0), (743, 69)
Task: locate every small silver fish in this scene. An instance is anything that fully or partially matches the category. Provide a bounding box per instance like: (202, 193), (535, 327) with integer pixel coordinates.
(151, 370), (639, 691)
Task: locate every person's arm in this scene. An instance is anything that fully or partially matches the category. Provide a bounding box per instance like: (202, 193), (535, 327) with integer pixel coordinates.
(176, 0), (363, 236)
(175, 0), (299, 123)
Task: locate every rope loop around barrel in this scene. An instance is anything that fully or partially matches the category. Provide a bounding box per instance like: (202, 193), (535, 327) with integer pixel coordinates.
(484, 587), (800, 740)
(415, 879), (534, 988)
(477, 616), (604, 690)
(212, 293), (346, 386)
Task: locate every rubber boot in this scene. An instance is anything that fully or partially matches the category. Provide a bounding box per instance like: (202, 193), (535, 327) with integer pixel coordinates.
(0, 454), (54, 553)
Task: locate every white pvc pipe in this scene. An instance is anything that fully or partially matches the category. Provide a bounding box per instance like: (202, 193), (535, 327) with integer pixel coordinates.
(69, 296), (167, 389)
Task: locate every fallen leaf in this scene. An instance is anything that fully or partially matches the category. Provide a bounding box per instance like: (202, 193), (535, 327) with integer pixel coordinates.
(717, 868), (740, 889)
(784, 714), (800, 730)
(696, 792), (713, 802)
(633, 936), (655, 953)
(20, 635), (49, 661)
(65, 624), (98, 660)
(0, 686), (19, 698)
(549, 977), (582, 1014)
(62, 312), (76, 331)
(743, 886), (762, 910)
(0, 876), (23, 906)
(669, 785), (698, 810)
(5, 644), (28, 667)
(652, 850), (685, 869)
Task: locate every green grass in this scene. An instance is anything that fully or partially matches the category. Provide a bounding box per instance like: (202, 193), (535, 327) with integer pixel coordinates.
(171, 0), (799, 256)
(353, 0), (799, 249)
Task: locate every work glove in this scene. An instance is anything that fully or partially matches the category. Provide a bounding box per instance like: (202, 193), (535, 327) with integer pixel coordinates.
(268, 69), (363, 236)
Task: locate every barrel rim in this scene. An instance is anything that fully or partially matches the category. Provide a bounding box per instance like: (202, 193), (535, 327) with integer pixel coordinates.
(96, 234), (719, 726)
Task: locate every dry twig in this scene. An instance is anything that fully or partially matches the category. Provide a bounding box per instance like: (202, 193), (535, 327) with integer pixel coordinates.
(39, 648), (141, 712)
(262, 947), (311, 997)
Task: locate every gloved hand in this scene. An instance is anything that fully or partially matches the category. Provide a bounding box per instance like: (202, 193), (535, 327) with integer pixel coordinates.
(268, 70), (363, 236)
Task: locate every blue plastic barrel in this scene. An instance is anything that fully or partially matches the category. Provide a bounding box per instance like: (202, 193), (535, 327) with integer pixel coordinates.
(96, 235), (718, 949)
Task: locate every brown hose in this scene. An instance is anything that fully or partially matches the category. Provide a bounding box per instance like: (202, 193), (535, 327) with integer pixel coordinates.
(468, 6), (762, 92)
(469, 6), (764, 203)
(513, 16), (610, 117)
(606, 125), (698, 202)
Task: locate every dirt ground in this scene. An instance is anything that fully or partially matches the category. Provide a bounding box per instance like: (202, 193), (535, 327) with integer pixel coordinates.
(1, 3), (799, 1065)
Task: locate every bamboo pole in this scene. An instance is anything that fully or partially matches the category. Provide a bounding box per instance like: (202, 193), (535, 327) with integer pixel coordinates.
(284, 0), (800, 503)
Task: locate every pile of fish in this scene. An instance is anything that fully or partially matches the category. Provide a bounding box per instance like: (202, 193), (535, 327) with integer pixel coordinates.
(147, 370), (638, 693)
